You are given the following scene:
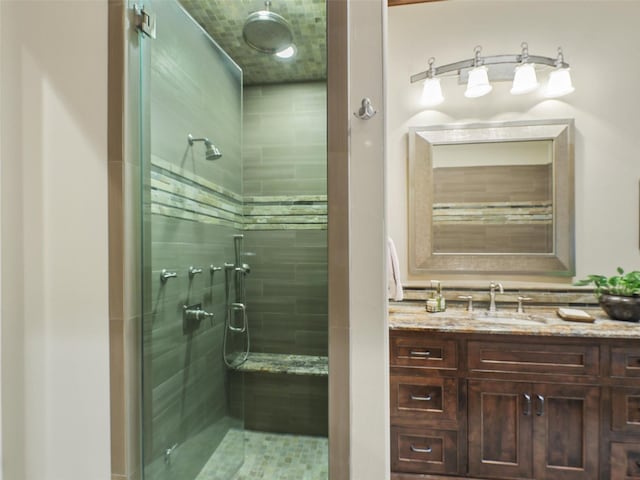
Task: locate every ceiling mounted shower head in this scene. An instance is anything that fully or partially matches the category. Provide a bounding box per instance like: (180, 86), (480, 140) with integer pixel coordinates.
(188, 134), (222, 161)
(242, 0), (293, 55)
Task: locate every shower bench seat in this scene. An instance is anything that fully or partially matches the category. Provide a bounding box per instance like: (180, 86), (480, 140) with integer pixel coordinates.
(229, 352), (328, 437)
(235, 352), (328, 377)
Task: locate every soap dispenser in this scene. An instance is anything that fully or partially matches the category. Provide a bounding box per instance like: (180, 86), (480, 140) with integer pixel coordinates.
(426, 280), (445, 312)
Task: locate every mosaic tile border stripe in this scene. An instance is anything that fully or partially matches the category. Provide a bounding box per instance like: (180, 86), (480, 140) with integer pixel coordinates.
(433, 201), (552, 225)
(151, 157), (327, 230)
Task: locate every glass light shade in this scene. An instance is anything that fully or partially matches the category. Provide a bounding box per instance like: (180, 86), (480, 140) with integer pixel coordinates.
(421, 77), (444, 107)
(464, 66), (492, 98)
(545, 68), (575, 98)
(510, 63), (539, 95)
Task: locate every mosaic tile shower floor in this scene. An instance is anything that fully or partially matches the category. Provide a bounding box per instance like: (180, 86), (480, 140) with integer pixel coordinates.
(196, 429), (328, 480)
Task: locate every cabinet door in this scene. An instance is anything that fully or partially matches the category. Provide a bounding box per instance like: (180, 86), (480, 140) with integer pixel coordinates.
(611, 442), (640, 479)
(468, 380), (533, 479)
(533, 383), (600, 480)
(612, 387), (640, 434)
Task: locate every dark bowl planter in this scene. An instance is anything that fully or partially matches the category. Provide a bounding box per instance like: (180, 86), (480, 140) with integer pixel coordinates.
(599, 294), (640, 322)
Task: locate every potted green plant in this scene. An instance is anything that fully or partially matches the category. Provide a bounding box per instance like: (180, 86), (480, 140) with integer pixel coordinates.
(575, 267), (640, 322)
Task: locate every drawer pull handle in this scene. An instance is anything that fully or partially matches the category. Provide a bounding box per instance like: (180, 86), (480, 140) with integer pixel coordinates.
(523, 393), (532, 416)
(536, 394), (545, 417)
(410, 445), (432, 454)
(410, 393), (432, 402)
(410, 350), (431, 357)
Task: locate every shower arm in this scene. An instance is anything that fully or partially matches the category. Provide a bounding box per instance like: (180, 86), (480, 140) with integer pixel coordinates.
(187, 134), (211, 146)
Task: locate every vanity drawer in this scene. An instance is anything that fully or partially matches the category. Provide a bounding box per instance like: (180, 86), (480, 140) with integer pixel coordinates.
(390, 375), (458, 424)
(612, 347), (640, 378)
(391, 426), (458, 474)
(612, 387), (640, 434)
(390, 334), (457, 370)
(611, 442), (640, 479)
(468, 341), (599, 376)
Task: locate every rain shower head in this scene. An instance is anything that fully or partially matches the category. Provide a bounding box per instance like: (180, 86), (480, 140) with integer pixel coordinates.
(242, 1), (293, 55)
(188, 134), (222, 161)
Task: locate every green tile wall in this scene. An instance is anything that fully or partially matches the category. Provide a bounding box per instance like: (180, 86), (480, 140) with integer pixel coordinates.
(143, 0), (243, 475)
(242, 82), (328, 358)
(243, 83), (327, 196)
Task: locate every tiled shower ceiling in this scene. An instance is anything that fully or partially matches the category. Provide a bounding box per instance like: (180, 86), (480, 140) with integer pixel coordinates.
(180, 0), (327, 85)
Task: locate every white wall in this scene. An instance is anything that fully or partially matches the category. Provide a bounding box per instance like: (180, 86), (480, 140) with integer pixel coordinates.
(1, 2), (111, 480)
(350, 1), (389, 478)
(388, 0), (640, 285)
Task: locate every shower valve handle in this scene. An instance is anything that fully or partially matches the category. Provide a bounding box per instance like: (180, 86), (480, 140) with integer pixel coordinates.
(189, 266), (203, 278)
(183, 304), (214, 323)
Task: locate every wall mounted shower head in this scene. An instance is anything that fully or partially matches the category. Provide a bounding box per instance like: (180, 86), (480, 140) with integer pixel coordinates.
(204, 140), (222, 160)
(187, 134), (222, 161)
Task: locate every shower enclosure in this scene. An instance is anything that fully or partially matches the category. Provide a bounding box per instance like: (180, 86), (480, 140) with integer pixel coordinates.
(139, 1), (245, 479)
(137, 1), (328, 479)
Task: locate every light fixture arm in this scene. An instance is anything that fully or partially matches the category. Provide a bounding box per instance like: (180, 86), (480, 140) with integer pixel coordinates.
(411, 52), (569, 84)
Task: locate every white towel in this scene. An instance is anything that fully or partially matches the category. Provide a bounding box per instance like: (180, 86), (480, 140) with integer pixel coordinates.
(387, 237), (404, 301)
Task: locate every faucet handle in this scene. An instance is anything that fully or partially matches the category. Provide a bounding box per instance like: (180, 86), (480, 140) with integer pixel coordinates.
(516, 296), (533, 313)
(458, 295), (474, 312)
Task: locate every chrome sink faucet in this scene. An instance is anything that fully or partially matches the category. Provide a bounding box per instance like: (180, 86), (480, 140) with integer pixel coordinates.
(488, 281), (504, 313)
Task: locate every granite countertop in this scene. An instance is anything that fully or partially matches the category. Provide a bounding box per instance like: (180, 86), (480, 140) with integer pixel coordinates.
(389, 302), (640, 339)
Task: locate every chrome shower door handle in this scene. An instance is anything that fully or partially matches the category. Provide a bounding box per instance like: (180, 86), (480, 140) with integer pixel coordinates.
(228, 303), (247, 332)
(353, 97), (377, 120)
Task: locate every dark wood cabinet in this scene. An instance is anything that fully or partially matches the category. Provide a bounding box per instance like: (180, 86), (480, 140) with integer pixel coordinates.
(390, 330), (640, 480)
(468, 380), (599, 480)
(532, 383), (600, 480)
(611, 443), (640, 479)
(468, 379), (533, 479)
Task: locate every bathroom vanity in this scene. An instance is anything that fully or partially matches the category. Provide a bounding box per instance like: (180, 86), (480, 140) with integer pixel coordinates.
(389, 304), (640, 480)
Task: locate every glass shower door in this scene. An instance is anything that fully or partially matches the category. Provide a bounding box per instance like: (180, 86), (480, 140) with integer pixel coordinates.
(137, 1), (245, 479)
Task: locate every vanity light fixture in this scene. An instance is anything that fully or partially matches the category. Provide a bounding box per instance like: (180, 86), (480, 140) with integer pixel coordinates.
(421, 57), (445, 106)
(544, 47), (575, 98)
(510, 42), (539, 95)
(411, 42), (574, 106)
(464, 46), (493, 98)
